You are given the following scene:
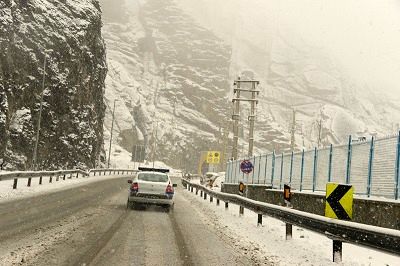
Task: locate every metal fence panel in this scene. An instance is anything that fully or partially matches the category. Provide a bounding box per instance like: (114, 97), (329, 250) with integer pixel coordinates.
(281, 154), (292, 188)
(315, 147), (330, 191)
(350, 141), (371, 195)
(273, 155), (282, 188)
(371, 137), (397, 197)
(302, 151), (314, 190)
(291, 152), (303, 190)
(330, 144), (348, 184)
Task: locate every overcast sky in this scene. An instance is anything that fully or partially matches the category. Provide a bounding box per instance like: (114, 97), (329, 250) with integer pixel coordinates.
(178, 0), (400, 98)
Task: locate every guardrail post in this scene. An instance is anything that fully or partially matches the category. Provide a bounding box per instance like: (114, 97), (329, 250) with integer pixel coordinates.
(94, 171), (96, 176)
(225, 202), (228, 209)
(69, 173), (72, 179)
(56, 175), (59, 181)
(204, 192), (207, 200)
(289, 151), (294, 184)
(216, 198), (220, 206)
(395, 132), (400, 200)
(333, 240), (342, 262)
(285, 223), (292, 240)
(191, 186), (193, 192)
(13, 178), (18, 189)
(328, 144), (333, 182)
(300, 149), (305, 191)
(271, 150), (275, 185)
(210, 196), (213, 202)
(196, 188), (198, 195)
(367, 137), (375, 197)
(239, 206), (244, 215)
(63, 174), (66, 180)
(279, 153), (284, 190)
(312, 147), (318, 192)
(257, 214), (262, 226)
(49, 175), (52, 183)
(200, 190), (203, 197)
(76, 172), (79, 178)
(346, 135), (352, 184)
(27, 177), (32, 187)
(39, 176), (42, 185)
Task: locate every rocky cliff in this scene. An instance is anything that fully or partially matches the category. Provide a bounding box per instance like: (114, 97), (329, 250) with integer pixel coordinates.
(0, 0), (107, 170)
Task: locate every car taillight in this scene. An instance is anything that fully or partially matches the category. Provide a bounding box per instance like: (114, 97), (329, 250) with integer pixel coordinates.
(131, 182), (139, 192)
(166, 184), (174, 194)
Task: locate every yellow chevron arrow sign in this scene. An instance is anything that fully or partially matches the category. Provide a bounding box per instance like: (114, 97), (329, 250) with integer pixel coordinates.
(325, 183), (354, 220)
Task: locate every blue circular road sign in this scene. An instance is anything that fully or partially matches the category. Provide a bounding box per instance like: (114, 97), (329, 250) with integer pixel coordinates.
(240, 160), (253, 174)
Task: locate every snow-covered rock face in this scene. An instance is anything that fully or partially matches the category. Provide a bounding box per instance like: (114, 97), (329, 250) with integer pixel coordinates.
(100, 0), (231, 170)
(0, 0), (107, 170)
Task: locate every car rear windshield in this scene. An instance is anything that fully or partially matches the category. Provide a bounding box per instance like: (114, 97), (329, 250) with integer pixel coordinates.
(137, 172), (168, 182)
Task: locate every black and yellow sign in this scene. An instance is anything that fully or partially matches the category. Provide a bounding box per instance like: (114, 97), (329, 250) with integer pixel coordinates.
(206, 151), (220, 164)
(239, 182), (245, 195)
(325, 183), (354, 220)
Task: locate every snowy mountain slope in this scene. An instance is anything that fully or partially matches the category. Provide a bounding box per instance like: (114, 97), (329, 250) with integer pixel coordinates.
(177, 0), (400, 152)
(101, 0), (400, 173)
(99, 0), (232, 170)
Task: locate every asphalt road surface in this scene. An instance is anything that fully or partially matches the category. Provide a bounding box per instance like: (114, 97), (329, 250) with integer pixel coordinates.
(0, 177), (258, 266)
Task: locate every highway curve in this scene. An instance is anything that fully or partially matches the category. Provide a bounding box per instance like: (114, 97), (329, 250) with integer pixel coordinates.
(0, 177), (262, 266)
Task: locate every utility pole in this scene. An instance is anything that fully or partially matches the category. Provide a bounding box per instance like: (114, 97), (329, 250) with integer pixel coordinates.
(107, 99), (117, 168)
(231, 77), (260, 158)
(32, 50), (50, 170)
(231, 78), (241, 160)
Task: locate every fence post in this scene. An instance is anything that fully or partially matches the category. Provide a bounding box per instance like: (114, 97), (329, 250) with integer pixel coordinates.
(279, 153), (284, 190)
(346, 135), (352, 184)
(328, 144), (333, 183)
(264, 154), (268, 184)
(63, 174), (66, 180)
(271, 150), (275, 185)
(13, 178), (18, 189)
(300, 149), (305, 191)
(27, 177), (32, 187)
(367, 137), (375, 197)
(233, 161), (236, 183)
(289, 151), (294, 184)
(395, 132), (400, 200)
(312, 147), (318, 192)
(257, 155), (261, 184)
(39, 176), (42, 185)
(251, 156), (255, 184)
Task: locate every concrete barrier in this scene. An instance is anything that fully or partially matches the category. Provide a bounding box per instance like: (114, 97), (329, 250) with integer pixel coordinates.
(221, 183), (400, 230)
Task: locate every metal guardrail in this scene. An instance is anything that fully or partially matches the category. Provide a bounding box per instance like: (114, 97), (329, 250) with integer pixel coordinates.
(0, 169), (137, 189)
(88, 168), (138, 176)
(182, 179), (400, 262)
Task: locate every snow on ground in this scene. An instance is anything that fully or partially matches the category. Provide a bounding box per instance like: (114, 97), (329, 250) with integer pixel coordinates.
(183, 188), (399, 265)
(0, 173), (128, 203)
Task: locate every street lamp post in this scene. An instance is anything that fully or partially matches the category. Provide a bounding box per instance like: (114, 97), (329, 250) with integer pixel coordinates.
(32, 50), (50, 170)
(107, 99), (117, 168)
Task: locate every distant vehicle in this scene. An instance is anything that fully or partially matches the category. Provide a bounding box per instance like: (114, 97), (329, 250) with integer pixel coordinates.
(127, 167), (177, 211)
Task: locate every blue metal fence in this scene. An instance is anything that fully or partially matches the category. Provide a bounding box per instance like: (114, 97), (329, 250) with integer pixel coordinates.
(225, 133), (400, 200)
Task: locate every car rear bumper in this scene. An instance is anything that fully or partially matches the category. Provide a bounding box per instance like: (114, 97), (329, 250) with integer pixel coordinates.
(128, 193), (174, 206)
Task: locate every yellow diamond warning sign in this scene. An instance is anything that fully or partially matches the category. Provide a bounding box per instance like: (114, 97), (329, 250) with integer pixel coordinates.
(325, 183), (354, 220)
(206, 151), (220, 164)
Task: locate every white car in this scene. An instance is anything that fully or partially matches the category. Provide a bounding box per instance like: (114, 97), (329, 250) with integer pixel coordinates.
(127, 167), (177, 210)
